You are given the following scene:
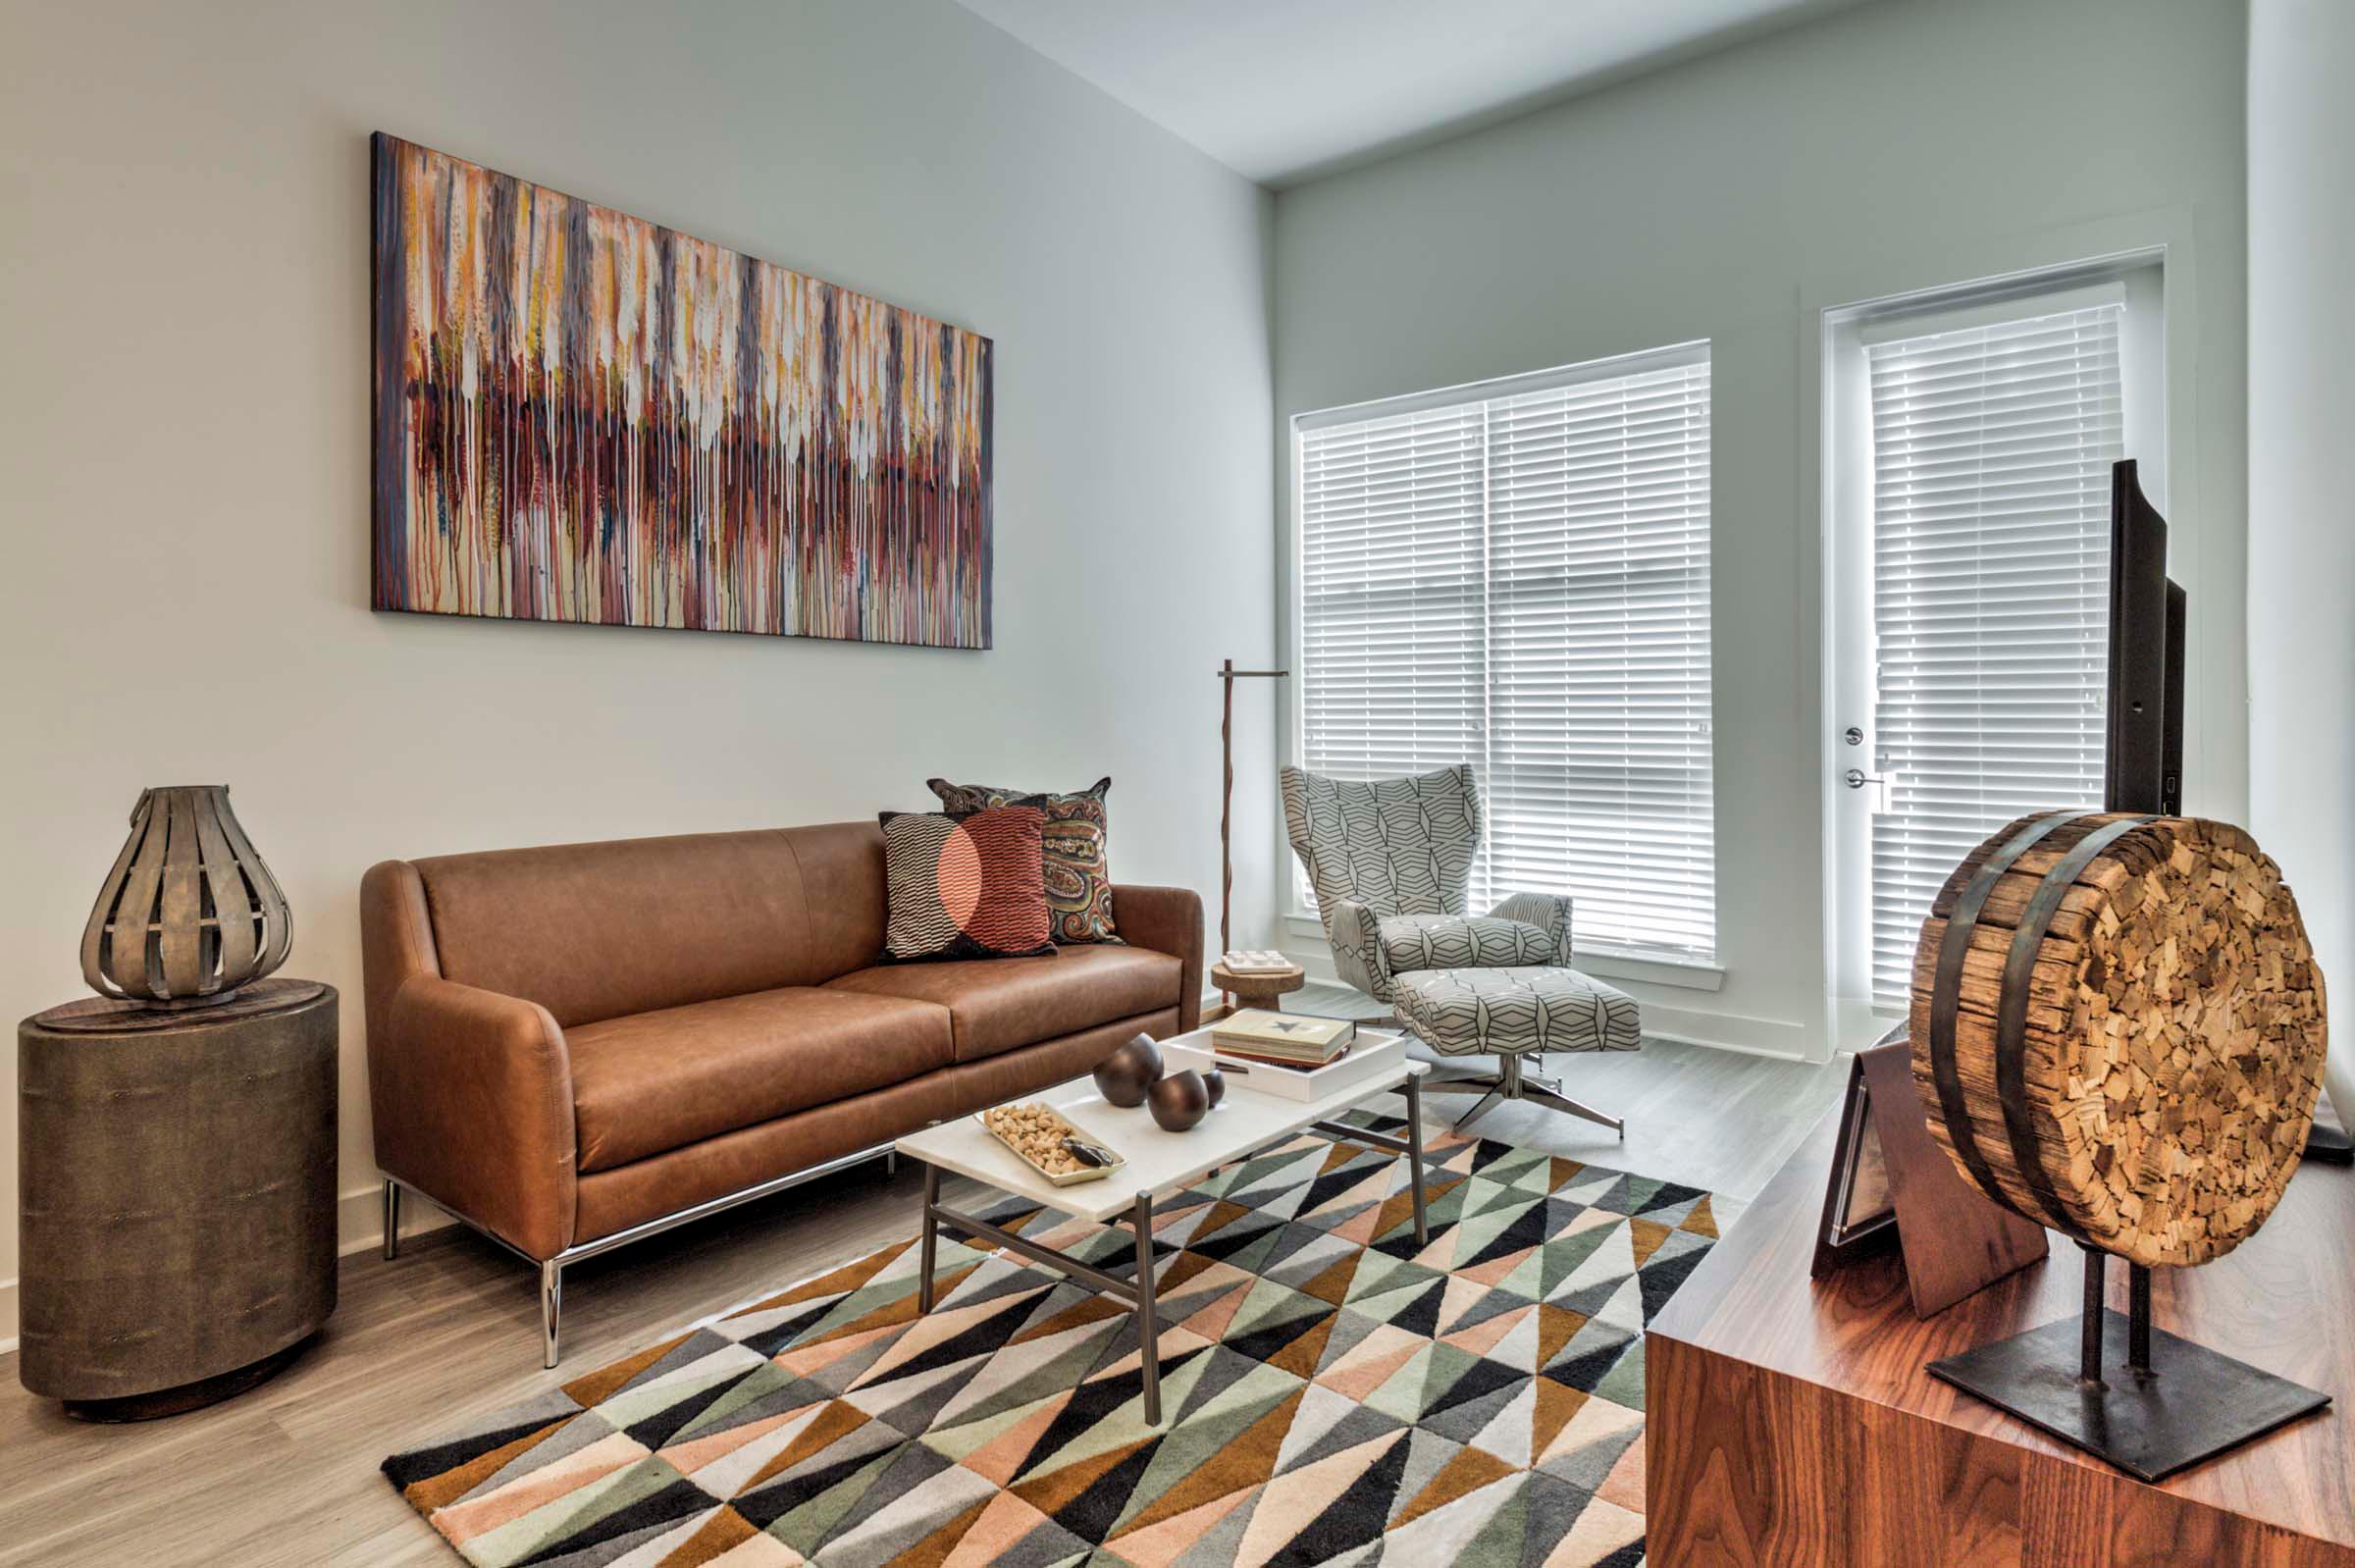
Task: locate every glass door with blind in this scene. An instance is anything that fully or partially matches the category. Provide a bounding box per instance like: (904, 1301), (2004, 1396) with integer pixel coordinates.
(1293, 341), (1716, 966)
(1824, 263), (2163, 1046)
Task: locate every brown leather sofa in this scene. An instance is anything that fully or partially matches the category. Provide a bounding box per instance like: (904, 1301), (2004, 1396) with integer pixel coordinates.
(361, 821), (1202, 1365)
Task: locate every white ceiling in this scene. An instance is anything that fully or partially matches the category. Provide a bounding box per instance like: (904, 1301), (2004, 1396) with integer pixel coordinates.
(957, 0), (1880, 186)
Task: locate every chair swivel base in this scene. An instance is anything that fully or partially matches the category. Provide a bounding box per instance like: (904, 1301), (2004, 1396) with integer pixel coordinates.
(1417, 1052), (1624, 1137)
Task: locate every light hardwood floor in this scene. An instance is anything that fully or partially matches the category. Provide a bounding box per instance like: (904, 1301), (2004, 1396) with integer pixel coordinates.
(0, 1003), (1840, 1567)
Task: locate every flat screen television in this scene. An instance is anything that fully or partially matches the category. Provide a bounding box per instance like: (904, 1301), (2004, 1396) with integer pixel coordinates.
(2102, 458), (2185, 815)
(2100, 462), (2349, 1162)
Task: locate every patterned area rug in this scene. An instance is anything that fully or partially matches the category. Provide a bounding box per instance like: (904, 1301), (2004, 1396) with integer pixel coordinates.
(385, 1115), (1723, 1567)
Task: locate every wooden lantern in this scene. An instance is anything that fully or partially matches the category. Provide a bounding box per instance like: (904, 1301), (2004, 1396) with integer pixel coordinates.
(79, 786), (292, 1008)
(1910, 811), (2325, 1269)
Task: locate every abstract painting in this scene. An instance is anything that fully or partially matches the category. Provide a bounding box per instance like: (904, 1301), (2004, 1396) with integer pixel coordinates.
(371, 133), (992, 648)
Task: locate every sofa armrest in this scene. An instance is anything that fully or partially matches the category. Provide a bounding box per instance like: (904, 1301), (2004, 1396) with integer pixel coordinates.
(374, 974), (578, 1260)
(362, 861), (577, 1260)
(1112, 883), (1205, 1032)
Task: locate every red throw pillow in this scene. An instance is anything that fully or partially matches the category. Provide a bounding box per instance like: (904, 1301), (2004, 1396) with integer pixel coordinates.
(879, 807), (1056, 961)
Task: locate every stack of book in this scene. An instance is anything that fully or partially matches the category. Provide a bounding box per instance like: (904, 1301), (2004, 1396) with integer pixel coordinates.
(1211, 1009), (1355, 1071)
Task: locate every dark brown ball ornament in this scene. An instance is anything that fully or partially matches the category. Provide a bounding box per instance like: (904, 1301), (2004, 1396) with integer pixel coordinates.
(1093, 1033), (1164, 1109)
(1147, 1069), (1211, 1132)
(1201, 1066), (1226, 1109)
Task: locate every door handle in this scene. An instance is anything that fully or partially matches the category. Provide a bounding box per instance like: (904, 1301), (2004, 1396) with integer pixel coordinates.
(1843, 768), (1886, 790)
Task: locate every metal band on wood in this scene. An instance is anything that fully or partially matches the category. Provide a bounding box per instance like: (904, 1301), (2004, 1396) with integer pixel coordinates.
(1994, 814), (2158, 1234)
(1928, 810), (2083, 1215)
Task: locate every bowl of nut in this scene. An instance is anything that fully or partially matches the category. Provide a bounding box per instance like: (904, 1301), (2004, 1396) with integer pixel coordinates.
(977, 1101), (1125, 1186)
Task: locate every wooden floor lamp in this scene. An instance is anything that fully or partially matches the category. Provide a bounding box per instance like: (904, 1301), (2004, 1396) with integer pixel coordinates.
(1216, 658), (1286, 1009)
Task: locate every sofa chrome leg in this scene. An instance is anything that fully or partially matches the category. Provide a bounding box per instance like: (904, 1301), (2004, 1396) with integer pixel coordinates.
(886, 1150), (899, 1178)
(541, 1260), (563, 1370)
(382, 1180), (401, 1261)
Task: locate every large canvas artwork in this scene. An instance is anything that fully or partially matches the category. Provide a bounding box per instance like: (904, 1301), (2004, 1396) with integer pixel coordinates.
(370, 132), (992, 648)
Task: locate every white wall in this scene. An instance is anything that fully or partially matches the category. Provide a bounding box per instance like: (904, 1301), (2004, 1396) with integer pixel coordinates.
(0, 0), (1276, 1344)
(2248, 0), (2355, 1127)
(1269, 0), (2250, 1059)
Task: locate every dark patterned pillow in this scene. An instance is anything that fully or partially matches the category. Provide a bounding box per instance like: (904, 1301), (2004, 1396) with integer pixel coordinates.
(925, 776), (1120, 944)
(878, 806), (1056, 962)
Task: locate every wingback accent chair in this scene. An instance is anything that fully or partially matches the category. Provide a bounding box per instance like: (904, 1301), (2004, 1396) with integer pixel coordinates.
(1279, 763), (1573, 1004)
(1281, 762), (1642, 1135)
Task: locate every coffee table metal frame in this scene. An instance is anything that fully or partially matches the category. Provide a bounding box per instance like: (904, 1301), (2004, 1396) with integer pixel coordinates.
(907, 1068), (1428, 1426)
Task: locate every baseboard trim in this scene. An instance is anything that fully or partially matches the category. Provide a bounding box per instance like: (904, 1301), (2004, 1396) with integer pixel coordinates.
(1641, 1022), (1809, 1063)
(1632, 997), (1812, 1061)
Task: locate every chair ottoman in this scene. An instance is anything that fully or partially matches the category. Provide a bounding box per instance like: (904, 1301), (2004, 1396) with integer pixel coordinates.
(1389, 966), (1642, 1133)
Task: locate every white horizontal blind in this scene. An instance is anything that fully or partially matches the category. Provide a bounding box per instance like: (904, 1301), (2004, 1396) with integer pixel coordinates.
(1296, 347), (1716, 963)
(1865, 303), (2123, 1003)
(1296, 403), (1488, 781)
(1486, 362), (1714, 958)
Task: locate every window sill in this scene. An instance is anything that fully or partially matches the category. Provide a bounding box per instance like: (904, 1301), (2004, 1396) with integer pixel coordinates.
(1281, 913), (1725, 993)
(1576, 948), (1725, 993)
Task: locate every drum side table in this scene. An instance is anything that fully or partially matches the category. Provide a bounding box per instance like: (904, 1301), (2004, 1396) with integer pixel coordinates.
(18, 978), (339, 1420)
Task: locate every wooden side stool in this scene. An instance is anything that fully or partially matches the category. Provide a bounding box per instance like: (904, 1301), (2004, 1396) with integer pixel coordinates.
(1211, 959), (1306, 1013)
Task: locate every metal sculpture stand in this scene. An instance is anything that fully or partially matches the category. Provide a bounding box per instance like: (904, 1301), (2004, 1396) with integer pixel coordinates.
(1927, 1245), (2330, 1483)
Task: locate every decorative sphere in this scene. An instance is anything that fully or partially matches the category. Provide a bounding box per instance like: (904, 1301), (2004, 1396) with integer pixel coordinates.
(1093, 1033), (1164, 1109)
(1148, 1069), (1211, 1132)
(1201, 1067), (1226, 1109)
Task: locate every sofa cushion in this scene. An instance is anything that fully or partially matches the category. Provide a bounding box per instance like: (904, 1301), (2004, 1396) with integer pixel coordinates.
(1378, 914), (1560, 974)
(824, 945), (1179, 1063)
(412, 822), (888, 1028)
(566, 987), (953, 1172)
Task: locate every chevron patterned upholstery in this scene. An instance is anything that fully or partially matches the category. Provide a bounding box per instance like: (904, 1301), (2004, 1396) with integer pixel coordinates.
(1282, 764), (1568, 1004)
(1378, 913), (1561, 972)
(1391, 966), (1644, 1059)
(1281, 763), (1481, 922)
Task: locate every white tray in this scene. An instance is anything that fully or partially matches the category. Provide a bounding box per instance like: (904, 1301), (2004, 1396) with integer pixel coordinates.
(974, 1105), (1125, 1186)
(1166, 1028), (1408, 1104)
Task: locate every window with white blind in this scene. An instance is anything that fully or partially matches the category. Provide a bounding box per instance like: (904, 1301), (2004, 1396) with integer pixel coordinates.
(1294, 343), (1715, 965)
(1825, 263), (2163, 1023)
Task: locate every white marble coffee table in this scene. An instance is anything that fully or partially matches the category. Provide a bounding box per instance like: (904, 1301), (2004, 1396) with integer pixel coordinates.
(893, 1037), (1429, 1425)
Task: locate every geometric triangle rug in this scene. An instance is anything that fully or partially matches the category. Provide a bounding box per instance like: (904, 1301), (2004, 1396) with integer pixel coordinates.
(384, 1113), (1724, 1567)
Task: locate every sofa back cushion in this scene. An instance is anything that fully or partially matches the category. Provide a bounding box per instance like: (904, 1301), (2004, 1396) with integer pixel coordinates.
(412, 822), (887, 1027)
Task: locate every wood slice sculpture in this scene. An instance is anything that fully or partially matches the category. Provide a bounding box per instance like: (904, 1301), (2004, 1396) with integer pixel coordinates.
(1910, 812), (2325, 1269)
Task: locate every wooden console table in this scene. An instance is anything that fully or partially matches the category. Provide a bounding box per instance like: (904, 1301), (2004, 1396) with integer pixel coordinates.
(1648, 1104), (2355, 1565)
